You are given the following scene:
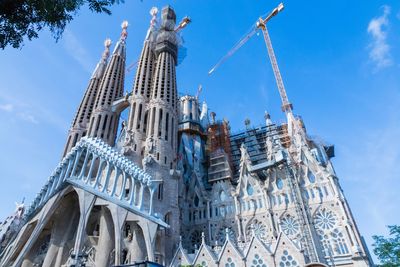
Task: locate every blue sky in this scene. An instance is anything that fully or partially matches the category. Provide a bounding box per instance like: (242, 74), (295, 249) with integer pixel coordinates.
(0, 0), (399, 262)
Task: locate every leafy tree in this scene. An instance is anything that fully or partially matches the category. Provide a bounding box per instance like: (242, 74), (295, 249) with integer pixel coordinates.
(373, 225), (400, 267)
(0, 0), (124, 49)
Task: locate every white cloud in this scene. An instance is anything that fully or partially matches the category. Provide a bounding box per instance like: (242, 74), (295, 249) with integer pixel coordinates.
(62, 30), (94, 73)
(17, 112), (39, 124)
(0, 93), (68, 131)
(0, 103), (14, 112)
(367, 5), (392, 70)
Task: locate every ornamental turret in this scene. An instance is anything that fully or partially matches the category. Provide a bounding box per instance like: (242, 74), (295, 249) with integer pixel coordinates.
(88, 21), (128, 145)
(125, 7), (158, 164)
(63, 39), (112, 157)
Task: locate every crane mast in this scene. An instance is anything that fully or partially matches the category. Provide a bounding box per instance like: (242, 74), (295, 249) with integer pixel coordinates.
(257, 20), (292, 113)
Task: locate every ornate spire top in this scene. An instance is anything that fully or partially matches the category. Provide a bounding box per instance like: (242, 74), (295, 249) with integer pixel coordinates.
(102, 38), (112, 60)
(92, 38), (112, 78)
(150, 7), (158, 27)
(145, 7), (158, 41)
(120, 20), (129, 41)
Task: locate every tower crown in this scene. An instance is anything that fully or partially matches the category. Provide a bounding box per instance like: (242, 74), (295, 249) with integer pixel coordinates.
(155, 6), (178, 62)
(161, 6), (176, 30)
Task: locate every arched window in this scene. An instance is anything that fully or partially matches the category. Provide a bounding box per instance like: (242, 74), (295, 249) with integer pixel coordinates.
(276, 178), (283, 189)
(308, 170), (316, 183)
(246, 183), (254, 196)
(314, 209), (350, 256)
(219, 190), (227, 202)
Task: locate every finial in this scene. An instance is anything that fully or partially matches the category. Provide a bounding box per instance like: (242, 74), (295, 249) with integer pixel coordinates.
(225, 228), (230, 240)
(120, 20), (129, 41)
(201, 232), (206, 244)
(102, 38), (112, 60)
(150, 7), (158, 27)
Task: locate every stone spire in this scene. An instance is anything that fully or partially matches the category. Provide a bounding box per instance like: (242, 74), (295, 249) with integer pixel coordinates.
(145, 6), (179, 166)
(63, 39), (112, 157)
(125, 7), (158, 163)
(87, 21), (128, 146)
(142, 6), (182, 261)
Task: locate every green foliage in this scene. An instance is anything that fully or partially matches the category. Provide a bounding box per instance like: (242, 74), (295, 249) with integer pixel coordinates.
(0, 0), (124, 49)
(373, 225), (400, 267)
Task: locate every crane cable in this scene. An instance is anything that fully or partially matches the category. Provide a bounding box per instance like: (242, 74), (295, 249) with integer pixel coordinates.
(208, 23), (259, 75)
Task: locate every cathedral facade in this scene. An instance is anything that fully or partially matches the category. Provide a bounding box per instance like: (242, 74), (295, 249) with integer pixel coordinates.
(0, 5), (373, 267)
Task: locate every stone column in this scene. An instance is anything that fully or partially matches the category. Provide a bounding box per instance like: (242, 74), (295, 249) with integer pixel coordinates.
(95, 207), (115, 267)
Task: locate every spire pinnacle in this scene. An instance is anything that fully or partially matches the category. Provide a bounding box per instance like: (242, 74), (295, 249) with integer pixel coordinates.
(145, 7), (158, 41)
(120, 20), (129, 41)
(102, 38), (112, 60)
(150, 7), (158, 27)
(91, 38), (112, 79)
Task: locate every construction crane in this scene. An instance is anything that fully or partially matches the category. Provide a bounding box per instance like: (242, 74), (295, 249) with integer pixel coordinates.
(208, 3), (293, 114)
(126, 16), (191, 74)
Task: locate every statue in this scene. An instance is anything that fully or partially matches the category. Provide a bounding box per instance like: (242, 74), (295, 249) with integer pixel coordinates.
(146, 136), (155, 154)
(122, 128), (135, 155)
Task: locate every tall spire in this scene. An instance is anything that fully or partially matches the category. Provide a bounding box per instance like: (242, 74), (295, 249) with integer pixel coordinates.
(92, 38), (112, 79)
(145, 5), (179, 164)
(88, 21), (128, 145)
(125, 7), (159, 164)
(62, 39), (112, 157)
(142, 6), (184, 261)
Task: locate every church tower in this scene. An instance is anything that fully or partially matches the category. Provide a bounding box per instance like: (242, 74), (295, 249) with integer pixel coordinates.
(125, 7), (158, 164)
(145, 6), (178, 167)
(142, 6), (180, 261)
(63, 39), (112, 157)
(88, 21), (128, 145)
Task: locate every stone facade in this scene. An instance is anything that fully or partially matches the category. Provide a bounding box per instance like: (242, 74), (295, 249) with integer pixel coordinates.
(0, 5), (373, 267)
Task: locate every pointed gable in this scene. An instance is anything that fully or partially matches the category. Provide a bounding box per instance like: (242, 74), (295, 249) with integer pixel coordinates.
(170, 239), (193, 267)
(218, 232), (244, 266)
(192, 237), (218, 266)
(244, 234), (274, 267)
(273, 232), (305, 267)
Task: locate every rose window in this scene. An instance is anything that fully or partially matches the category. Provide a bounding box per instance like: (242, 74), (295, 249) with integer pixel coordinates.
(246, 220), (268, 241)
(315, 209), (337, 231)
(280, 216), (300, 236)
(217, 227), (236, 245)
(190, 230), (201, 248)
